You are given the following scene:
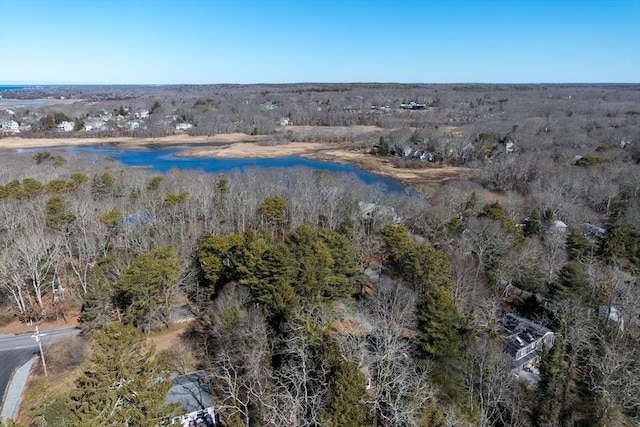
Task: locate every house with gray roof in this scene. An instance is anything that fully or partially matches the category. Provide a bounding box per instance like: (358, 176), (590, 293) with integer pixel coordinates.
(163, 371), (217, 426)
(498, 313), (555, 376)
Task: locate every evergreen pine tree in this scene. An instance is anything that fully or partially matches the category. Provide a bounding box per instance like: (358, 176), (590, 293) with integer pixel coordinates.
(567, 227), (597, 261)
(534, 335), (564, 426)
(68, 323), (176, 426)
(416, 286), (467, 401)
(323, 358), (370, 427)
(601, 210), (638, 265)
(238, 239), (299, 329)
(416, 286), (463, 361)
(118, 245), (180, 333)
(198, 233), (244, 293)
(549, 261), (588, 302)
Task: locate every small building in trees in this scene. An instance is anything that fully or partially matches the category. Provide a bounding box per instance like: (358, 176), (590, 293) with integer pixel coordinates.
(498, 313), (555, 376)
(598, 305), (624, 332)
(164, 370), (218, 426)
(116, 212), (153, 227)
(57, 121), (75, 132)
(279, 117), (293, 126)
(1, 119), (20, 133)
(84, 118), (108, 131)
(552, 220), (568, 232)
(582, 222), (607, 238)
(358, 201), (401, 225)
(135, 109), (150, 119)
(400, 102), (427, 110)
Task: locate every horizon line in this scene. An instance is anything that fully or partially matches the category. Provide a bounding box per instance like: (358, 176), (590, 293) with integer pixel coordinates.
(2, 81), (639, 86)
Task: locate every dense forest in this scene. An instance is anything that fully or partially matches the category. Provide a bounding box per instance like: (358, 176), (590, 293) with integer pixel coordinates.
(0, 84), (639, 426)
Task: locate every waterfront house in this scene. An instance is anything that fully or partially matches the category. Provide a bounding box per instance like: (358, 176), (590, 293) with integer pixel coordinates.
(57, 121), (75, 132)
(1, 119), (20, 133)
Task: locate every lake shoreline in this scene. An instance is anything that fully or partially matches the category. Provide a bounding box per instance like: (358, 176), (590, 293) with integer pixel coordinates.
(0, 134), (462, 188)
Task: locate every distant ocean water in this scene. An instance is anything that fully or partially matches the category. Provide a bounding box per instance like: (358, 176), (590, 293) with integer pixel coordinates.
(0, 86), (28, 92)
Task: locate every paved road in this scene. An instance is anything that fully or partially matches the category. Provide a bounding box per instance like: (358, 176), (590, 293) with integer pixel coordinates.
(1, 356), (37, 421)
(0, 326), (80, 410)
(0, 308), (192, 417)
(0, 348), (37, 407)
(0, 327), (80, 352)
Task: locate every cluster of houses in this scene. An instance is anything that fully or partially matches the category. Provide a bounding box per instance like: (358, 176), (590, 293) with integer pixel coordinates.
(83, 109), (153, 132)
(0, 106), (199, 134)
(398, 147), (434, 161)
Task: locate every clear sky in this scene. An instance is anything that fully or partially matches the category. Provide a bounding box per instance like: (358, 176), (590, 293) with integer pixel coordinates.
(0, 0), (638, 84)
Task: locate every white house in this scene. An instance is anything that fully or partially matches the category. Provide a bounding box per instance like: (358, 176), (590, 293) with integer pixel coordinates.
(280, 117), (293, 126)
(358, 201), (401, 225)
(57, 121), (75, 132)
(176, 123), (193, 131)
(126, 120), (141, 130)
(400, 102), (427, 110)
(553, 220), (568, 232)
(1, 120), (20, 133)
(134, 109), (150, 119)
(84, 118), (107, 131)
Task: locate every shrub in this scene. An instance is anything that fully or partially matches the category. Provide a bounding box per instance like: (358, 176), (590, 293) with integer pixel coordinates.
(575, 155), (612, 166)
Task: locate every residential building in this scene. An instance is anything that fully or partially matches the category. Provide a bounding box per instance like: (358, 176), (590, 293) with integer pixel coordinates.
(1, 119), (20, 133)
(280, 117), (293, 126)
(400, 102), (427, 110)
(134, 109), (150, 119)
(57, 121), (75, 132)
(163, 371), (217, 426)
(84, 118), (107, 131)
(598, 305), (624, 332)
(499, 313), (555, 373)
(126, 120), (143, 130)
(553, 220), (568, 232)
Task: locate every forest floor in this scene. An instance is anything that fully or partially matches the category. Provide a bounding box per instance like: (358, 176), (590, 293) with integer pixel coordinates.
(0, 131), (463, 188)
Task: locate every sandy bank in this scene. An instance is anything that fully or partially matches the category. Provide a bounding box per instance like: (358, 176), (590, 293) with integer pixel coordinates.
(0, 133), (265, 150)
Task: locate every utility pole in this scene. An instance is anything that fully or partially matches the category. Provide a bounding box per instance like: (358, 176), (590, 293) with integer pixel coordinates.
(31, 327), (48, 377)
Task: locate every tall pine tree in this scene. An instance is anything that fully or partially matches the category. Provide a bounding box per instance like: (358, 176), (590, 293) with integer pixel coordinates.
(68, 323), (176, 426)
(118, 245), (180, 333)
(416, 285), (467, 402)
(323, 358), (370, 427)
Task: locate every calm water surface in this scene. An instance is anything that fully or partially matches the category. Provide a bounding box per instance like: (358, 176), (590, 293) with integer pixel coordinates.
(22, 145), (409, 193)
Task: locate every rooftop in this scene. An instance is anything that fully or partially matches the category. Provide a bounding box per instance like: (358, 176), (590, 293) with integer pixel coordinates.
(165, 371), (214, 415)
(498, 313), (553, 358)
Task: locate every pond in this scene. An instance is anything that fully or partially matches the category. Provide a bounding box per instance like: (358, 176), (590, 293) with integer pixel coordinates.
(19, 145), (410, 193)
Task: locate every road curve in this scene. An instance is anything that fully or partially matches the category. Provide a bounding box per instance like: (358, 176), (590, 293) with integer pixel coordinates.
(0, 326), (80, 413)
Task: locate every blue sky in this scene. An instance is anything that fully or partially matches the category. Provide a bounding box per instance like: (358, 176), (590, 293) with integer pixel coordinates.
(0, 0), (638, 84)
